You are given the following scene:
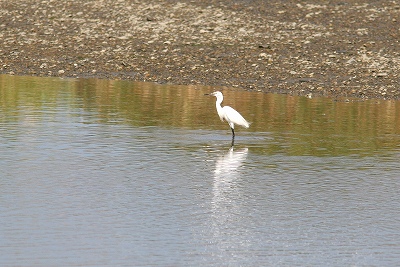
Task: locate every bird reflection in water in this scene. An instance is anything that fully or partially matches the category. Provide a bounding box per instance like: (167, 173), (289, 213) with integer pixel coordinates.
(214, 147), (248, 178)
(211, 146), (249, 255)
(212, 146), (248, 208)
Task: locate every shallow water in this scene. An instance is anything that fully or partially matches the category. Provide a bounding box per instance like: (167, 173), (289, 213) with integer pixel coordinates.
(0, 75), (399, 266)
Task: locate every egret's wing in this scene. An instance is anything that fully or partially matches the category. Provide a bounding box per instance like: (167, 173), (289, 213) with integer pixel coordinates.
(223, 106), (250, 128)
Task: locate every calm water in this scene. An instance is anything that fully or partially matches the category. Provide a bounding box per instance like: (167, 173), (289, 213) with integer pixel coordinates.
(0, 75), (399, 266)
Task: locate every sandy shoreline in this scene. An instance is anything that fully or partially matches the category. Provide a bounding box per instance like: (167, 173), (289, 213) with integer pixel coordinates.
(1, 0), (399, 99)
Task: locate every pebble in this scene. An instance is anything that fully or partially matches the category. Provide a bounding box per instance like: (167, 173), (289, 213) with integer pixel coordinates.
(376, 73), (388, 77)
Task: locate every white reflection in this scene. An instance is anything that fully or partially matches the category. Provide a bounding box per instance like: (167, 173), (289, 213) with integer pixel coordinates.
(211, 146), (249, 259)
(212, 146), (248, 208)
(214, 147), (248, 181)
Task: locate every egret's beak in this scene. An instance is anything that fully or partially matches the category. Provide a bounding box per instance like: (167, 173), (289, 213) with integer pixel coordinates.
(204, 93), (210, 96)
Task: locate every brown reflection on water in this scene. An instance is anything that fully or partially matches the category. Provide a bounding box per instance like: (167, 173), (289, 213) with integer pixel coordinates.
(72, 77), (213, 128)
(1, 74), (399, 156)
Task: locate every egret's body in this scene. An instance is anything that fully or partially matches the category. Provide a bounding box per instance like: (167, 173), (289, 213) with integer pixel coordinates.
(208, 91), (249, 139)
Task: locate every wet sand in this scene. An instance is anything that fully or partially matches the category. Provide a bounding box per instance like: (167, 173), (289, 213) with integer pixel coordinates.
(1, 0), (399, 99)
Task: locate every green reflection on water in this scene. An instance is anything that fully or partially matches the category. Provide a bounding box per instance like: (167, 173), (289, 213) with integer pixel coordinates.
(1, 74), (399, 157)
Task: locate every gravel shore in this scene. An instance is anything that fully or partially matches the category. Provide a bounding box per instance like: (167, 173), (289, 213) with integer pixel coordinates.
(1, 0), (399, 99)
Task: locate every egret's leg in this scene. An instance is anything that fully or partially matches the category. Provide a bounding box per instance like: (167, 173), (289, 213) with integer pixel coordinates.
(230, 127), (235, 146)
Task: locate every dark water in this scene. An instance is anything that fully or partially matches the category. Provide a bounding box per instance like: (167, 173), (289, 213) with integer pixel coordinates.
(0, 75), (399, 266)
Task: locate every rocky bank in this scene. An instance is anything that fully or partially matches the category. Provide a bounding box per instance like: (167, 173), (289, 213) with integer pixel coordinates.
(1, 0), (399, 99)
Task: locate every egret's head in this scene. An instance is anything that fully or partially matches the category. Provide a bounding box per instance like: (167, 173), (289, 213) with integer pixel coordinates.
(205, 91), (224, 102)
(210, 91), (223, 98)
(210, 91), (222, 97)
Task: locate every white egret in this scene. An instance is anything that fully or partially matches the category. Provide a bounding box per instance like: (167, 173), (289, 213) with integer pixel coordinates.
(206, 91), (250, 141)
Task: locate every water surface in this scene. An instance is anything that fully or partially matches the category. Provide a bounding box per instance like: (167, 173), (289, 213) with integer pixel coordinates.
(0, 75), (399, 266)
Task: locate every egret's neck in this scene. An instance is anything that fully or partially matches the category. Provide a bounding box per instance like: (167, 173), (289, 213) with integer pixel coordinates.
(215, 96), (223, 110)
(215, 96), (224, 121)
